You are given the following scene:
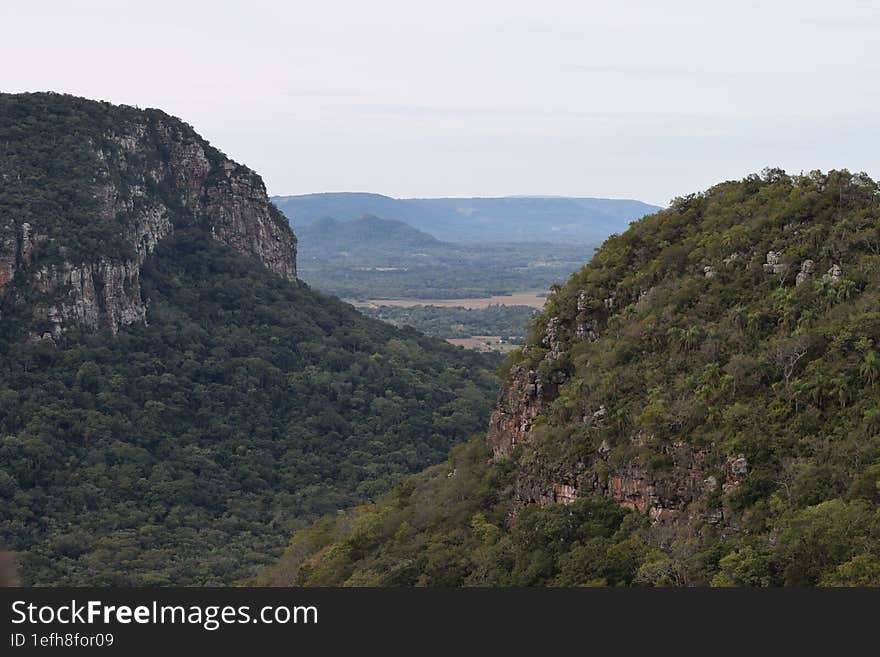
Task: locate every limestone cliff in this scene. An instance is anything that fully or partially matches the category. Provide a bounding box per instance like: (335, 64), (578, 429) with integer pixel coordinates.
(0, 93), (296, 337)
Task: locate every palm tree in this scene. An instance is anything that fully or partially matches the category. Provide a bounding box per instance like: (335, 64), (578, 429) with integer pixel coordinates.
(730, 305), (747, 333)
(835, 279), (857, 303)
(806, 372), (826, 409)
(831, 374), (853, 409)
(666, 326), (686, 351)
(789, 377), (808, 413)
(814, 277), (835, 307)
(746, 311), (765, 337)
(684, 325), (703, 353)
(860, 351), (879, 387)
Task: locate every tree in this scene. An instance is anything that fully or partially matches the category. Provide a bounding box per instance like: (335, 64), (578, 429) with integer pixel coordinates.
(777, 499), (874, 586)
(860, 351), (879, 387)
(710, 546), (777, 587)
(820, 554), (880, 587)
(771, 335), (811, 389)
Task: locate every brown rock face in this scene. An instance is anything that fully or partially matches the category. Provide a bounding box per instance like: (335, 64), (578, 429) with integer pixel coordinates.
(487, 362), (557, 458)
(0, 98), (297, 337)
(489, 300), (743, 530)
(0, 261), (12, 293)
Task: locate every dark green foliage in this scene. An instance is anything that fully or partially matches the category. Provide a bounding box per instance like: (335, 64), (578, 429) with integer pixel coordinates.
(500, 168), (880, 586)
(0, 93), (130, 261)
(0, 231), (499, 585)
(257, 436), (648, 587)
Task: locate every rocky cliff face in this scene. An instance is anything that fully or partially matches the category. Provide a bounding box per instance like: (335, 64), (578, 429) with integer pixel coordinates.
(487, 361), (558, 458)
(0, 93), (296, 338)
(488, 285), (748, 532)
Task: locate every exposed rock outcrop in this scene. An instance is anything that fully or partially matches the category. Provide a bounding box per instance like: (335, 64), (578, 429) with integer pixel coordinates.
(509, 427), (726, 527)
(763, 250), (787, 275)
(489, 289), (746, 530)
(823, 263), (842, 281)
(488, 309), (573, 457)
(795, 259), (815, 286)
(30, 258), (146, 337)
(0, 94), (297, 337)
(487, 361), (557, 458)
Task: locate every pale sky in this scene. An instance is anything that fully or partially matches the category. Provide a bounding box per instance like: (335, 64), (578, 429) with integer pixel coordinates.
(2, 0), (878, 206)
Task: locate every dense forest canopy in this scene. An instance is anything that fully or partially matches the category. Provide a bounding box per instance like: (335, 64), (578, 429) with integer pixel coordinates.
(0, 93), (500, 585)
(0, 232), (499, 585)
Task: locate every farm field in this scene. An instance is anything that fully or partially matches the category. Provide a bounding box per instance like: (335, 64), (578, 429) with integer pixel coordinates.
(362, 293), (546, 309)
(446, 336), (519, 353)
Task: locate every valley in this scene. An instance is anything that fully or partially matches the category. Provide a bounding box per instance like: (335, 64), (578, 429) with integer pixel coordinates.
(262, 169), (880, 587)
(356, 303), (539, 352)
(356, 296), (545, 353)
(359, 293), (547, 309)
(285, 215), (605, 351)
(3, 93), (878, 591)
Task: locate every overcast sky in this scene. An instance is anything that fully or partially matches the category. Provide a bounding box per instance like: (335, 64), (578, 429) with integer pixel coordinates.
(2, 0), (878, 205)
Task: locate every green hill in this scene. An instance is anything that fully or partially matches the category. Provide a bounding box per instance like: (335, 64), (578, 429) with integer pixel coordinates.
(298, 215), (442, 251)
(260, 169), (880, 587)
(0, 93), (499, 585)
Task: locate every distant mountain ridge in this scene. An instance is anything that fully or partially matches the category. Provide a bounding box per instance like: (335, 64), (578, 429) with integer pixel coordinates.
(272, 192), (661, 244)
(293, 212), (594, 300)
(298, 215), (441, 251)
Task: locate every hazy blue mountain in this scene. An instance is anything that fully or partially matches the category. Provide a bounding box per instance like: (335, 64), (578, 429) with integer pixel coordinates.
(272, 193), (662, 244)
(297, 215), (441, 251)
(294, 213), (592, 300)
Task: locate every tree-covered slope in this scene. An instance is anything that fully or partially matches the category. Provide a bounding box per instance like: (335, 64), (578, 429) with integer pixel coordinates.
(0, 92), (296, 338)
(256, 435), (652, 587)
(261, 169), (880, 587)
(297, 215), (442, 251)
(0, 93), (500, 585)
(0, 230), (498, 585)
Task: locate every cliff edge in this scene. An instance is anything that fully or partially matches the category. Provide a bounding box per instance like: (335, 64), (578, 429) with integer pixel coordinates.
(0, 92), (296, 337)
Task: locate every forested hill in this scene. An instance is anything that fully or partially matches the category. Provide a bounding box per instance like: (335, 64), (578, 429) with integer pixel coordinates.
(293, 211), (592, 300)
(297, 215), (441, 251)
(0, 93), (500, 585)
(272, 192), (661, 244)
(260, 169), (880, 587)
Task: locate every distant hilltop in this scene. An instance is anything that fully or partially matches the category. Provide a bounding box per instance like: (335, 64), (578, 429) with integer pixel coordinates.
(272, 192), (662, 244)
